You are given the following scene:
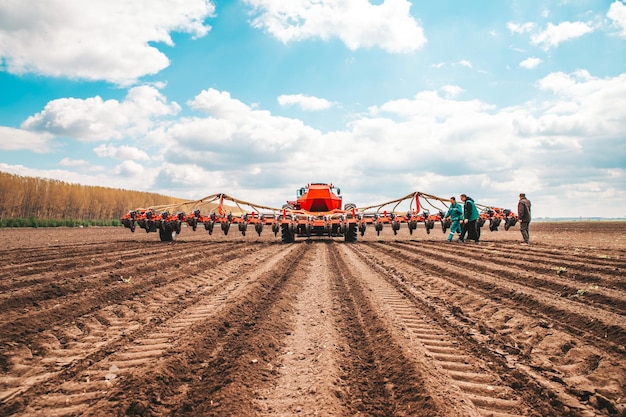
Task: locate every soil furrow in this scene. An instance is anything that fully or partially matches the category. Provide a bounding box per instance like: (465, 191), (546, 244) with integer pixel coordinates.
(0, 242), (288, 413)
(327, 242), (450, 416)
(354, 242), (625, 416)
(80, 243), (309, 416)
(395, 240), (626, 305)
(339, 243), (537, 417)
(378, 241), (626, 353)
(0, 224), (623, 416)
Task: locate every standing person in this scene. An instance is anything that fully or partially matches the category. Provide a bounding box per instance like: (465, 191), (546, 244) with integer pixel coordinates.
(460, 194), (480, 243)
(444, 197), (463, 242)
(518, 193), (531, 245)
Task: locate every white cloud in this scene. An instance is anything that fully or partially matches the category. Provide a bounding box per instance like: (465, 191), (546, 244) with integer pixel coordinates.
(519, 57), (542, 69)
(526, 71), (626, 138)
(277, 94), (333, 111)
(115, 160), (145, 177)
(0, 126), (53, 153)
(441, 85), (464, 98)
(0, 0), (215, 85)
(0, 162), (157, 192)
(459, 60), (473, 68)
(59, 158), (91, 168)
(168, 88), (323, 170)
(22, 86), (181, 141)
(531, 21), (593, 49)
(608, 0), (626, 37)
(245, 0), (426, 53)
(94, 144), (151, 161)
(188, 89), (252, 118)
(507, 22), (535, 34)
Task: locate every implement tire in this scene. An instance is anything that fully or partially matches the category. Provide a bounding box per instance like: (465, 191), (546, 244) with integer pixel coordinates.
(281, 224), (294, 243)
(344, 223), (357, 243)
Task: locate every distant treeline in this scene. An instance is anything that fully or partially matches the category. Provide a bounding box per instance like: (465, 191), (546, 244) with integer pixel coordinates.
(0, 171), (185, 227)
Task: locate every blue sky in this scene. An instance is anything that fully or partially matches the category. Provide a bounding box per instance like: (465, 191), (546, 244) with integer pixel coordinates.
(1, 0), (625, 218)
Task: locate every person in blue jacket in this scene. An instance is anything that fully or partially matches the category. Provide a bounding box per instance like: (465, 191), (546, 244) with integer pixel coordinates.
(444, 196), (463, 242)
(460, 194), (480, 243)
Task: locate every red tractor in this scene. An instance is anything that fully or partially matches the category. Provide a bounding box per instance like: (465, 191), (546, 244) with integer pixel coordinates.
(279, 183), (357, 242)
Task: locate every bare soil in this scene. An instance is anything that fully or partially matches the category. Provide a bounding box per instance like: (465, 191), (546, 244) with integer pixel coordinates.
(0, 221), (624, 416)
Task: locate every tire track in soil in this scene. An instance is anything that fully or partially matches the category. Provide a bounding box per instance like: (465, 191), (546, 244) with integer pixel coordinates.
(412, 242), (626, 312)
(0, 241), (247, 313)
(338, 243), (533, 417)
(358, 241), (625, 416)
(0, 242), (293, 415)
(452, 244), (626, 293)
(326, 242), (454, 417)
(0, 241), (248, 341)
(82, 242), (312, 417)
(254, 242), (347, 416)
(69, 240), (448, 417)
(390, 241), (626, 354)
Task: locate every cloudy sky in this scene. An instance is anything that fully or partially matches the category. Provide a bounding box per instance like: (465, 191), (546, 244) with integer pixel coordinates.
(1, 0), (625, 218)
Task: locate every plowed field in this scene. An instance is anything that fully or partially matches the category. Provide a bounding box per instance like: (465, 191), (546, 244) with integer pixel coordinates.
(0, 222), (624, 417)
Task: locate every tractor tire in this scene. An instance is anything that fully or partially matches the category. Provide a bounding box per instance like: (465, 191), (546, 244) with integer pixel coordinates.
(344, 223), (357, 243)
(281, 224), (294, 243)
(344, 203), (356, 211)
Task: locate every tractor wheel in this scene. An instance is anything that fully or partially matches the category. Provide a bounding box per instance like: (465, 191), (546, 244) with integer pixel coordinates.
(281, 224), (294, 243)
(344, 223), (357, 242)
(344, 203), (356, 211)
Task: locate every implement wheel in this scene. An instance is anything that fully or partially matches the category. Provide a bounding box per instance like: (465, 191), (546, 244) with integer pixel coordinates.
(281, 224), (294, 243)
(344, 223), (357, 243)
(159, 224), (176, 242)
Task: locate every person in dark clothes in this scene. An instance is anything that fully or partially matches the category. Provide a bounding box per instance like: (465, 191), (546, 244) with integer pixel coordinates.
(460, 194), (480, 243)
(518, 193), (531, 245)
